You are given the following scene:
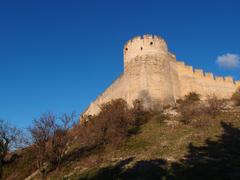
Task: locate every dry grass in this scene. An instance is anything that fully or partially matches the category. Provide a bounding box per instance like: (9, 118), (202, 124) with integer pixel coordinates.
(47, 110), (240, 179)
(3, 104), (240, 179)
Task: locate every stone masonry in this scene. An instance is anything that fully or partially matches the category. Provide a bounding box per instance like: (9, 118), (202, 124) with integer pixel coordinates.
(83, 35), (240, 116)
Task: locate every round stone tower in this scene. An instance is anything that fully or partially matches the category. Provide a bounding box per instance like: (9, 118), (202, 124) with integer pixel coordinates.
(122, 34), (178, 108)
(123, 34), (169, 71)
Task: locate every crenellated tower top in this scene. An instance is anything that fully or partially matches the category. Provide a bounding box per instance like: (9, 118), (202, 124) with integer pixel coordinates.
(123, 34), (169, 69)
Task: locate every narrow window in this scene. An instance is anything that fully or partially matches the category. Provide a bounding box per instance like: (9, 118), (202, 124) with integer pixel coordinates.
(140, 47), (143, 50)
(150, 42), (153, 45)
(125, 48), (128, 51)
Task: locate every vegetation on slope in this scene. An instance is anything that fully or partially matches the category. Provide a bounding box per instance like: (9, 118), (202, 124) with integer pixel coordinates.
(1, 89), (240, 180)
(58, 108), (240, 179)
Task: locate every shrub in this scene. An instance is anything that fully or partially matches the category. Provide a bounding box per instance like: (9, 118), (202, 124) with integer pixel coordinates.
(83, 99), (135, 147)
(153, 111), (168, 123)
(178, 102), (204, 124)
(176, 98), (184, 104)
(47, 113), (76, 169)
(28, 112), (76, 175)
(0, 120), (25, 179)
(76, 99), (150, 149)
(178, 93), (226, 124)
(176, 92), (201, 106)
(100, 99), (134, 146)
(184, 92), (200, 103)
(205, 94), (225, 117)
(177, 92), (202, 124)
(231, 87), (240, 106)
(131, 99), (149, 126)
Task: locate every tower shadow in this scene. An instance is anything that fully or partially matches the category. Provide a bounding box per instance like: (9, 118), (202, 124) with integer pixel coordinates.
(79, 122), (240, 180)
(170, 122), (240, 180)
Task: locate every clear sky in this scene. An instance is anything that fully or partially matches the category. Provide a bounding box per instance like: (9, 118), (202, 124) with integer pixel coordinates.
(0, 0), (240, 128)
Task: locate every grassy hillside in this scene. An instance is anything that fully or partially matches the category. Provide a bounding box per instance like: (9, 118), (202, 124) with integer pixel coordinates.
(53, 111), (240, 180)
(2, 102), (240, 179)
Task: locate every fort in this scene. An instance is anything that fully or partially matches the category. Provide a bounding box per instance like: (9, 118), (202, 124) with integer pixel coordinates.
(84, 34), (240, 116)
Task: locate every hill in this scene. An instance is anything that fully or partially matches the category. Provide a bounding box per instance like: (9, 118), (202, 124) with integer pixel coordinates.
(2, 96), (240, 180)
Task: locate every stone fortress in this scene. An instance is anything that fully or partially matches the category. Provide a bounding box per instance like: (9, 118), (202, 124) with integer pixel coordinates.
(84, 34), (240, 116)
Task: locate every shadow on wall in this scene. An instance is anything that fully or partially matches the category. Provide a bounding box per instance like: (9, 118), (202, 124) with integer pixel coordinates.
(138, 90), (163, 112)
(80, 122), (240, 180)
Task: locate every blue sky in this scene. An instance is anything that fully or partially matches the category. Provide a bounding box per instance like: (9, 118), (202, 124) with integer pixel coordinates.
(0, 0), (240, 128)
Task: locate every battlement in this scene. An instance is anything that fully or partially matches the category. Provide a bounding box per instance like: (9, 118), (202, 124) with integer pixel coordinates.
(225, 76), (234, 83)
(205, 72), (214, 79)
(124, 35), (167, 47)
(215, 76), (224, 82)
(194, 69), (204, 77)
(176, 61), (185, 67)
(235, 81), (240, 86)
(185, 66), (193, 73)
(124, 34), (169, 70)
(175, 60), (237, 85)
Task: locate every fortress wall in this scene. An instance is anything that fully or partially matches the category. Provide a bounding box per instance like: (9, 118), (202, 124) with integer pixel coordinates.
(84, 56), (151, 116)
(176, 61), (238, 99)
(169, 60), (182, 101)
(235, 81), (240, 87)
(84, 57), (239, 117)
(84, 56), (239, 117)
(82, 35), (240, 118)
(176, 62), (195, 97)
(84, 74), (127, 115)
(84, 53), (179, 116)
(143, 54), (174, 105)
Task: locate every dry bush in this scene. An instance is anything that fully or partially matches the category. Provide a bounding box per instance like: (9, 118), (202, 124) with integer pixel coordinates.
(147, 102), (169, 123)
(0, 120), (25, 178)
(76, 99), (149, 149)
(205, 94), (225, 118)
(163, 104), (171, 110)
(176, 98), (184, 104)
(131, 99), (150, 126)
(28, 112), (76, 176)
(178, 102), (204, 124)
(231, 87), (240, 106)
(177, 92), (202, 124)
(47, 112), (76, 169)
(96, 99), (136, 146)
(81, 99), (135, 147)
(75, 118), (95, 147)
(177, 92), (226, 125)
(28, 112), (56, 171)
(183, 92), (200, 103)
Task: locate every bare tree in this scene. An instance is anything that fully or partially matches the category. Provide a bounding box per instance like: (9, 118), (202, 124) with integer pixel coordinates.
(47, 112), (76, 169)
(206, 94), (225, 117)
(0, 119), (24, 178)
(28, 112), (76, 178)
(28, 112), (56, 171)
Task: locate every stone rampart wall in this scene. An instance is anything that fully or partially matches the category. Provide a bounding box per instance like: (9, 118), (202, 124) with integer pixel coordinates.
(176, 61), (238, 99)
(82, 35), (240, 117)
